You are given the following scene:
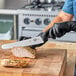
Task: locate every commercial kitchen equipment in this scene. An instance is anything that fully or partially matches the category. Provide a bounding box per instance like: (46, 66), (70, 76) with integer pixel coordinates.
(18, 0), (64, 39)
(22, 0), (64, 11)
(0, 19), (13, 40)
(0, 9), (17, 40)
(17, 9), (59, 39)
(17, 0), (76, 42)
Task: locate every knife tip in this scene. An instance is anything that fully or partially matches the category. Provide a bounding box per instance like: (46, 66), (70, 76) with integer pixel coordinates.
(1, 44), (9, 49)
(1, 45), (5, 49)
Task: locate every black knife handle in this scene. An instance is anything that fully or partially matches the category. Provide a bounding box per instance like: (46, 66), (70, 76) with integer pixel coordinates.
(19, 36), (31, 41)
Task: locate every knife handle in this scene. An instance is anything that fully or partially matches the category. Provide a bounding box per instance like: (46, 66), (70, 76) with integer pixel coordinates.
(19, 36), (31, 41)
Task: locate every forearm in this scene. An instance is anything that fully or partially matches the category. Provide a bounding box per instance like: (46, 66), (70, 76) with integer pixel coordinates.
(42, 11), (73, 32)
(42, 16), (63, 32)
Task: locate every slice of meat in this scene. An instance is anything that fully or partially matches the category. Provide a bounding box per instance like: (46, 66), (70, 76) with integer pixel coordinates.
(11, 46), (36, 58)
(0, 56), (32, 68)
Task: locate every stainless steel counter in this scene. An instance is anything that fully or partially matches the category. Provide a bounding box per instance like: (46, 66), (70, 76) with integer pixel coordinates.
(49, 31), (76, 42)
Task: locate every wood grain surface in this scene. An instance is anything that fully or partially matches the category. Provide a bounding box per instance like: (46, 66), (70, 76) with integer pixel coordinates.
(39, 41), (76, 76)
(0, 40), (66, 76)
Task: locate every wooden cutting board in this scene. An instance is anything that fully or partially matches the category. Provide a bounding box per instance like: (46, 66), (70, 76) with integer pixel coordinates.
(0, 40), (66, 76)
(39, 41), (76, 76)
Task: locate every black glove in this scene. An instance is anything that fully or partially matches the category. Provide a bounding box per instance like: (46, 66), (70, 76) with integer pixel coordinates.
(19, 30), (49, 49)
(49, 21), (76, 39)
(30, 30), (50, 49)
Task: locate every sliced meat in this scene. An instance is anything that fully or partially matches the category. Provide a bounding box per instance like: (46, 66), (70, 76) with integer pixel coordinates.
(11, 46), (36, 58)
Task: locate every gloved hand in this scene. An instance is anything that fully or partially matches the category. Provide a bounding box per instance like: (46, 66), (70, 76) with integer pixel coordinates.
(19, 30), (49, 49)
(49, 21), (76, 39)
(19, 21), (76, 49)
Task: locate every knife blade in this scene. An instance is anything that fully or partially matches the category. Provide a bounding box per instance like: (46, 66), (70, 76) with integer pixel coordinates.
(2, 36), (44, 49)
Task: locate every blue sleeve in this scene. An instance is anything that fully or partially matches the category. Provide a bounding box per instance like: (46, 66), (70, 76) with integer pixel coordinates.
(62, 0), (74, 15)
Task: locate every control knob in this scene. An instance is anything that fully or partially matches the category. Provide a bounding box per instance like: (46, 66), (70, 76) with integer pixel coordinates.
(24, 18), (30, 24)
(35, 18), (42, 25)
(44, 18), (51, 25)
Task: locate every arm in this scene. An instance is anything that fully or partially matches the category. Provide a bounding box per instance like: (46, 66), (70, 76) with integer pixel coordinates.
(42, 11), (73, 32)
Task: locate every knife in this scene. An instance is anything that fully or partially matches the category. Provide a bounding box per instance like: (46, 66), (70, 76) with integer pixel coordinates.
(2, 36), (44, 49)
(1, 36), (44, 58)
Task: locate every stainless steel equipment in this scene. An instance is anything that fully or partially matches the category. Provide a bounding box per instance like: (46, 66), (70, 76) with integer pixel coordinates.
(17, 0), (76, 42)
(18, 0), (64, 39)
(22, 0), (64, 11)
(17, 9), (59, 39)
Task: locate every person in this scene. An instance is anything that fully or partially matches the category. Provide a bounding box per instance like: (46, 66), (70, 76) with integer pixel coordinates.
(20, 0), (76, 49)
